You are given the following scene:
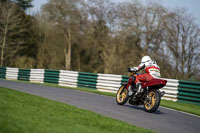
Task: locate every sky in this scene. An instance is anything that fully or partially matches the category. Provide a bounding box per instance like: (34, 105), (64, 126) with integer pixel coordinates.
(27, 0), (200, 25)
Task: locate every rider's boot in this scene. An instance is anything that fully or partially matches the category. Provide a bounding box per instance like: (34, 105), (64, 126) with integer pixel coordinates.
(128, 85), (133, 96)
(132, 82), (142, 102)
(135, 82), (142, 97)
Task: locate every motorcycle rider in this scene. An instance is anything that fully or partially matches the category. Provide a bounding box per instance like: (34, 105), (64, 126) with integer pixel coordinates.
(129, 56), (161, 97)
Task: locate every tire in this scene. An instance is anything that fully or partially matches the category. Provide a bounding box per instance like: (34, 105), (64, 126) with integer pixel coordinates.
(116, 85), (129, 105)
(144, 89), (161, 113)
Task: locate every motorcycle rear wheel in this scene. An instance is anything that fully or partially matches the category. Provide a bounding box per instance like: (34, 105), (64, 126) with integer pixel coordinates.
(116, 85), (129, 105)
(144, 89), (161, 113)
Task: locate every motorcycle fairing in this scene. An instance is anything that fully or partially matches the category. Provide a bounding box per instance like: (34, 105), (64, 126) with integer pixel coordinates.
(142, 79), (167, 89)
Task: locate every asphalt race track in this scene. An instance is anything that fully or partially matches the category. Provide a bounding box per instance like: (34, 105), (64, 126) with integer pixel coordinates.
(0, 79), (199, 133)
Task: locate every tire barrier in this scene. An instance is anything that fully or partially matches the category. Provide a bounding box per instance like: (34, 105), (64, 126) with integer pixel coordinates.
(44, 69), (60, 84)
(0, 67), (199, 105)
(59, 70), (78, 88)
(178, 80), (200, 105)
(30, 69), (44, 83)
(18, 68), (30, 81)
(77, 72), (98, 89)
(97, 73), (122, 93)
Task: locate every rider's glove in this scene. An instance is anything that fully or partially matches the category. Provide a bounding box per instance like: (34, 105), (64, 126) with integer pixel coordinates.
(128, 67), (138, 72)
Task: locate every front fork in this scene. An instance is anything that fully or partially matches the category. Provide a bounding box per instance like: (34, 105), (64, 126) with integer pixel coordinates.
(123, 74), (137, 96)
(122, 83), (134, 97)
(125, 74), (136, 90)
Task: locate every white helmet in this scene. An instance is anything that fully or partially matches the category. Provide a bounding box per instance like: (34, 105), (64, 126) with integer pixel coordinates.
(141, 56), (153, 67)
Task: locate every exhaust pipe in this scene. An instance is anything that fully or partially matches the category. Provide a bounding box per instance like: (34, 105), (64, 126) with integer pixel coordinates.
(160, 91), (165, 97)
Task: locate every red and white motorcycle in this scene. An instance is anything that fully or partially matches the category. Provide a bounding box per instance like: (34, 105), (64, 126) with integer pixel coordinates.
(116, 68), (167, 113)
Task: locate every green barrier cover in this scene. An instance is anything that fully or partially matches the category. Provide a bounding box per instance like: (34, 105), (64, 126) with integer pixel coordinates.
(179, 84), (200, 89)
(77, 72), (98, 89)
(18, 69), (30, 81)
(178, 87), (200, 93)
(179, 80), (200, 85)
(177, 95), (200, 105)
(178, 80), (200, 106)
(44, 69), (59, 84)
(78, 77), (97, 82)
(121, 75), (129, 85)
(0, 67), (6, 79)
(178, 92), (200, 98)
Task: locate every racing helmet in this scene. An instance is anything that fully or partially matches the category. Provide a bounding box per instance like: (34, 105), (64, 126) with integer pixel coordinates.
(141, 56), (153, 67)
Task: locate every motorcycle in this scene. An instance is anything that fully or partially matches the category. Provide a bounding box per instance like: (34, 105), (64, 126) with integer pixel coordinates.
(116, 67), (167, 113)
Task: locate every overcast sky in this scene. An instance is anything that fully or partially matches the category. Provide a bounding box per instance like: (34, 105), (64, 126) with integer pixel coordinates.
(27, 0), (200, 25)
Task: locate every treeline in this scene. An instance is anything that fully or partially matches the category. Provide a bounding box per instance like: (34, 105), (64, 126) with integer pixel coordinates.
(0, 0), (200, 81)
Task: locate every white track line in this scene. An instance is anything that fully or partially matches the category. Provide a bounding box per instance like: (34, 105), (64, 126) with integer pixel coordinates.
(160, 106), (200, 118)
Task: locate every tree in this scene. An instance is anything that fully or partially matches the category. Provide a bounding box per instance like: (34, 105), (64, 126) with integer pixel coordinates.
(162, 9), (200, 80)
(1, 0), (33, 10)
(0, 1), (30, 67)
(14, 0), (33, 10)
(82, 0), (119, 73)
(41, 0), (82, 70)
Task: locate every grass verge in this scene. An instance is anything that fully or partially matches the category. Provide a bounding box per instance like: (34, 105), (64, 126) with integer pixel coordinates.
(0, 86), (154, 133)
(160, 99), (200, 116)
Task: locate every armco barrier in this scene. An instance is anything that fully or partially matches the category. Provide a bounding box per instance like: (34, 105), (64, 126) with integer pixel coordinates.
(0, 67), (199, 105)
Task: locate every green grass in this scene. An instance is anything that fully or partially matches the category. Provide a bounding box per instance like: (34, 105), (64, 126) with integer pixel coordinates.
(160, 99), (200, 116)
(0, 87), (154, 133)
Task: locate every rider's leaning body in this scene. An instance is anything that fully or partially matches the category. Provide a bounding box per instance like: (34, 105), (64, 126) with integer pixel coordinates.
(130, 56), (161, 96)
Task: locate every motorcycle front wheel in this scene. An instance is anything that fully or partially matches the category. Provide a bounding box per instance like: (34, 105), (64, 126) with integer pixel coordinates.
(116, 85), (129, 105)
(144, 89), (161, 113)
